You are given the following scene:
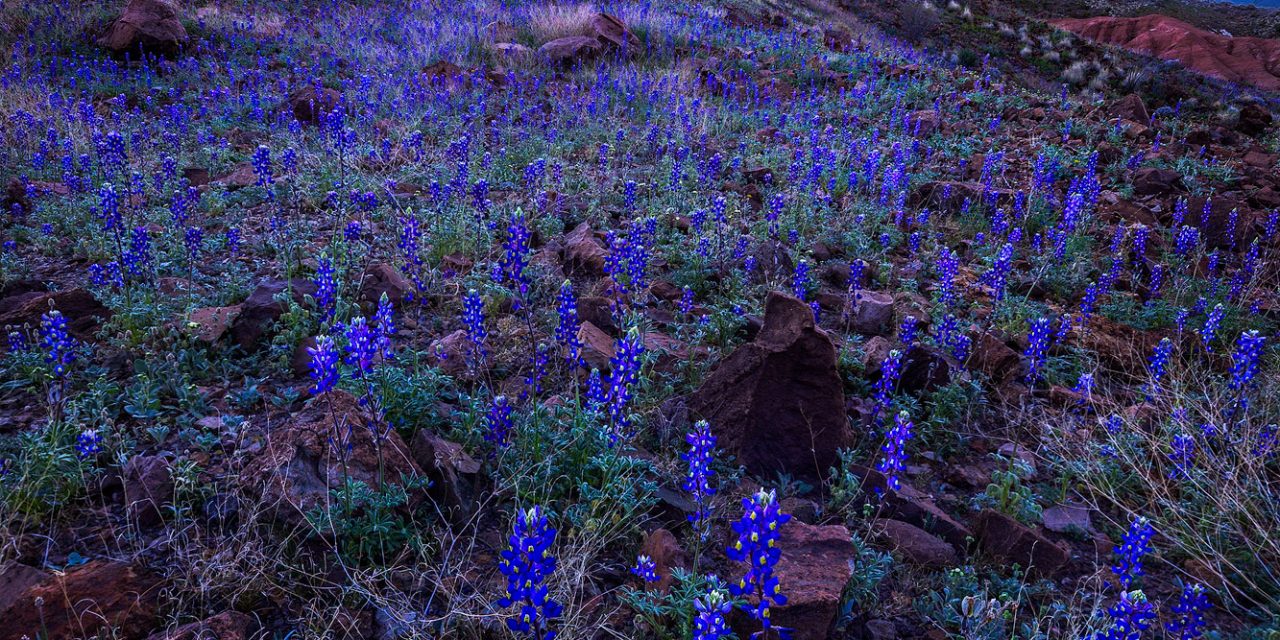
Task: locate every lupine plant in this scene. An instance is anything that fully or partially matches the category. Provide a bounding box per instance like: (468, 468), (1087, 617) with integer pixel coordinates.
(727, 490), (791, 639)
(497, 506), (562, 640)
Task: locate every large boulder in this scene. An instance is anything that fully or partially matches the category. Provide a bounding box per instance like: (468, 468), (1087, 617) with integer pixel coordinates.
(0, 286), (111, 339)
(239, 390), (424, 526)
(144, 611), (256, 640)
(0, 560), (160, 640)
(284, 86), (342, 125)
(687, 292), (850, 480)
(974, 510), (1070, 577)
(123, 454), (174, 527)
(589, 13), (641, 50)
(732, 521), (856, 640)
(1237, 103), (1274, 136)
(409, 429), (480, 519)
(1107, 93), (1149, 124)
(97, 0), (189, 57)
(230, 278), (318, 350)
(539, 36), (604, 66)
(1131, 168), (1184, 196)
(561, 222), (608, 276)
(1183, 195), (1259, 250)
(871, 518), (958, 568)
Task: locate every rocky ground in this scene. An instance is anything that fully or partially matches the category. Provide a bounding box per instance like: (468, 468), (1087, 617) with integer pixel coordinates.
(0, 0), (1278, 639)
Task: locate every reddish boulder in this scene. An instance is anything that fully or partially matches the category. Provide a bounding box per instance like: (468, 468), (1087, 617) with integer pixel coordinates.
(285, 86), (341, 125)
(687, 292), (850, 480)
(1052, 15), (1280, 91)
(589, 13), (641, 51)
(862, 336), (955, 394)
(358, 263), (414, 306)
(0, 560), (160, 640)
(0, 287), (111, 339)
(872, 519), (958, 568)
(123, 455), (174, 527)
(1237, 103), (1273, 136)
(1107, 93), (1149, 124)
(230, 279), (318, 349)
(97, 0), (189, 57)
(1184, 195), (1259, 249)
(846, 290), (895, 336)
(562, 222), (608, 276)
(187, 305), (241, 344)
(743, 521), (856, 640)
(144, 611), (256, 640)
(967, 331), (1023, 384)
(538, 36), (604, 66)
(638, 528), (687, 593)
(239, 390), (424, 526)
(409, 430), (479, 520)
(975, 510), (1070, 577)
(1130, 167), (1184, 196)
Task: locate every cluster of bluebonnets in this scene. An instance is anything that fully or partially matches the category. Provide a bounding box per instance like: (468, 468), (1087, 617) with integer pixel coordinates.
(0, 0), (1277, 638)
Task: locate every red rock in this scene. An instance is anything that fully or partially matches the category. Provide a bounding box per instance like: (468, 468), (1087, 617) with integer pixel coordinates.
(846, 290), (895, 335)
(872, 519), (958, 567)
(0, 562), (45, 614)
(687, 292), (850, 480)
(967, 332), (1023, 384)
(284, 86), (341, 125)
(1130, 167), (1184, 196)
(187, 305), (241, 343)
(239, 390), (424, 525)
(561, 222), (608, 276)
(1237, 102), (1274, 136)
(429, 329), (480, 378)
(538, 36), (603, 66)
(97, 0), (188, 56)
(589, 13), (640, 51)
(761, 521), (856, 640)
(1185, 195), (1259, 249)
(230, 278), (318, 349)
(975, 509), (1070, 577)
(358, 263), (414, 306)
(144, 611), (255, 640)
(410, 430), (479, 518)
(1052, 15), (1280, 91)
(1107, 93), (1149, 124)
(0, 560), (160, 640)
(123, 455), (174, 527)
(0, 287), (111, 339)
(639, 528), (686, 593)
(862, 336), (955, 394)
(576, 321), (615, 371)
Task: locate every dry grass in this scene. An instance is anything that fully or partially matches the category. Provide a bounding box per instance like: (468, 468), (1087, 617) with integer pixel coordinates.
(527, 3), (599, 43)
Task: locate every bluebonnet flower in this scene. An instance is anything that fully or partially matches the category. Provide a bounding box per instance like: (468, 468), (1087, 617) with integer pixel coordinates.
(1093, 590), (1155, 640)
(40, 311), (75, 378)
(899, 316), (919, 349)
(875, 349), (903, 412)
(683, 419), (717, 538)
(184, 226), (203, 260)
(1112, 515), (1155, 589)
(252, 144), (273, 190)
(1166, 583), (1210, 640)
(693, 590), (732, 640)
(308, 335), (340, 395)
(585, 368), (607, 410)
(98, 182), (122, 231)
(497, 506), (562, 640)
(343, 317), (377, 378)
(226, 227), (241, 255)
(125, 226), (152, 278)
(463, 289), (488, 365)
(936, 247), (959, 308)
(631, 555), (659, 583)
(314, 258), (337, 320)
(877, 411), (914, 491)
(75, 428), (102, 460)
(792, 259), (811, 302)
(485, 395), (514, 449)
(374, 294), (395, 358)
(1168, 434), (1195, 480)
(7, 330), (27, 353)
(1200, 304), (1224, 352)
(607, 328), (644, 443)
(1024, 317), (1053, 385)
(728, 489), (791, 639)
(524, 344), (550, 399)
(986, 243), (1014, 301)
(1229, 331), (1265, 393)
(500, 213), (532, 304)
(554, 281), (581, 367)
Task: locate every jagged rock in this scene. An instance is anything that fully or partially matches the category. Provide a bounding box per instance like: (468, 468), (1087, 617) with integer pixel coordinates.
(539, 36), (604, 66)
(639, 528), (686, 593)
(1042, 504), (1094, 535)
(358, 263), (414, 306)
(284, 86), (341, 125)
(1107, 93), (1149, 124)
(862, 336), (956, 394)
(0, 286), (111, 339)
(577, 321), (615, 371)
(733, 521), (856, 640)
(872, 519), (958, 567)
(0, 560), (160, 640)
(975, 510), (1070, 577)
(97, 0), (188, 57)
(144, 611), (256, 640)
(187, 305), (241, 343)
(230, 278), (318, 350)
(410, 430), (479, 519)
(687, 292), (849, 480)
(123, 455), (174, 527)
(846, 290), (895, 335)
(1237, 103), (1273, 136)
(1131, 167), (1184, 197)
(967, 332), (1022, 384)
(239, 390), (424, 525)
(1184, 195), (1259, 249)
(562, 222), (608, 276)
(589, 13), (640, 50)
